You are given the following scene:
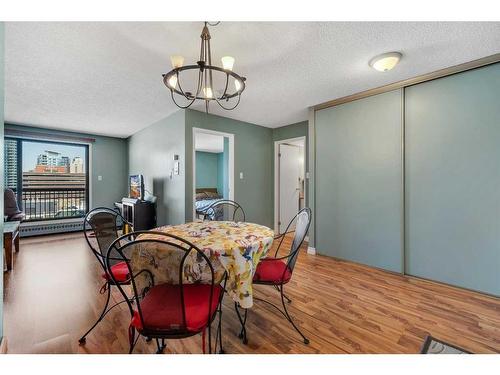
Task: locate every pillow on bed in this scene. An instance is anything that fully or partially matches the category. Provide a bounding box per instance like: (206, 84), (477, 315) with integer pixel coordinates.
(205, 191), (221, 199)
(195, 192), (208, 201)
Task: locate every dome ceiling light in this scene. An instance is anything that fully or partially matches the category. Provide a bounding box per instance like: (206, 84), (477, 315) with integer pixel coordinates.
(369, 52), (402, 72)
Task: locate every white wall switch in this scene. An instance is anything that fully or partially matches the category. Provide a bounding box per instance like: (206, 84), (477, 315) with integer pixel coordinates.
(174, 161), (180, 175)
(240, 172), (244, 179)
(306, 172), (310, 179)
(98, 175), (103, 181)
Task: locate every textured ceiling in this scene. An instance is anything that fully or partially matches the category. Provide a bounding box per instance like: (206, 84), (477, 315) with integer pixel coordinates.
(5, 22), (500, 138)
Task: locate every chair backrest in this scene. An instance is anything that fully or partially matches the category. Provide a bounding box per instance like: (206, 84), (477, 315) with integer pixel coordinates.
(203, 199), (245, 222)
(278, 207), (311, 273)
(4, 189), (22, 217)
(106, 231), (219, 335)
(84, 207), (126, 268)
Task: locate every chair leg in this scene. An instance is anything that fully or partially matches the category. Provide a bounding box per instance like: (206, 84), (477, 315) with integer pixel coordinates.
(155, 338), (166, 354)
(79, 284), (111, 344)
(128, 327), (137, 354)
(274, 285), (292, 303)
(217, 303), (224, 353)
(234, 302), (248, 344)
(279, 285), (309, 345)
(208, 323), (212, 354)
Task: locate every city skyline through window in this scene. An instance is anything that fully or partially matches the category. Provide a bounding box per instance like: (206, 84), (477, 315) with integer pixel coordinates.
(4, 138), (89, 221)
(22, 141), (86, 172)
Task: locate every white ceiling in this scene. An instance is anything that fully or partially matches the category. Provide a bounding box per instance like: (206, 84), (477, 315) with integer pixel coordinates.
(195, 132), (224, 153)
(5, 22), (500, 138)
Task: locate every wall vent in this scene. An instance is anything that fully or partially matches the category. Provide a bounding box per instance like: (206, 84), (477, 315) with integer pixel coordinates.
(20, 218), (84, 237)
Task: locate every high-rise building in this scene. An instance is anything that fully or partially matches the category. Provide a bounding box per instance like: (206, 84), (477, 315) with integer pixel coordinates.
(35, 151), (69, 173)
(70, 156), (84, 174)
(60, 156), (70, 167)
(4, 139), (18, 189)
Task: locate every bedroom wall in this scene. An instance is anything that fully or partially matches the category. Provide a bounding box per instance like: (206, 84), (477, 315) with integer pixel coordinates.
(195, 151), (219, 189)
(128, 110), (186, 226)
(4, 123), (128, 209)
(185, 109), (273, 227)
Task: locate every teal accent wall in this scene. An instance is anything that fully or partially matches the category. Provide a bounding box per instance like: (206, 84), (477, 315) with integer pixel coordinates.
(405, 63), (500, 295)
(185, 109), (273, 227)
(4, 124), (128, 209)
(0, 21), (5, 342)
(315, 90), (403, 272)
(195, 151), (219, 189)
(128, 110), (186, 226)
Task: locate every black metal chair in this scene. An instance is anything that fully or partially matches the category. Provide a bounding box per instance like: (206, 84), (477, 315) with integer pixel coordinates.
(202, 199), (246, 222)
(106, 231), (226, 354)
(78, 207), (133, 345)
(250, 207), (312, 344)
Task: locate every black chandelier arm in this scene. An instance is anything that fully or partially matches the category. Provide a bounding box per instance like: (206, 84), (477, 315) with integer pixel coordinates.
(214, 93), (241, 111)
(170, 69), (203, 109)
(175, 68), (203, 101)
(170, 89), (197, 109)
(219, 72), (229, 100)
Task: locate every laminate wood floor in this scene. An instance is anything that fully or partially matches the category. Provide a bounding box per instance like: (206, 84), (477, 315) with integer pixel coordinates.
(3, 232), (499, 354)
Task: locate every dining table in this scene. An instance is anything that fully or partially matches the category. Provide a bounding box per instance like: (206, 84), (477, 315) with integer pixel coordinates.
(130, 220), (275, 309)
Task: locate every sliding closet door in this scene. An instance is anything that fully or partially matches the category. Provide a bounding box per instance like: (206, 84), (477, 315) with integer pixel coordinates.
(405, 63), (500, 295)
(315, 89), (403, 272)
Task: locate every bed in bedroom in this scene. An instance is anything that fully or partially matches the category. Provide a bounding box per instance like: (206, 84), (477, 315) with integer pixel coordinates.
(195, 188), (224, 220)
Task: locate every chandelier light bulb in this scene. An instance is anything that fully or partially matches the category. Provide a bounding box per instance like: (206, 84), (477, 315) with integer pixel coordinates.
(167, 75), (178, 88)
(203, 87), (214, 99)
(234, 79), (242, 92)
(221, 56), (235, 71)
(170, 55), (184, 69)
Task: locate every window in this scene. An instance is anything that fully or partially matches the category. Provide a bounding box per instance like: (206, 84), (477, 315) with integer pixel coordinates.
(4, 138), (89, 221)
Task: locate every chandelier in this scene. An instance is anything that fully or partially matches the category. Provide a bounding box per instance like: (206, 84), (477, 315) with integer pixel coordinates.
(163, 22), (246, 113)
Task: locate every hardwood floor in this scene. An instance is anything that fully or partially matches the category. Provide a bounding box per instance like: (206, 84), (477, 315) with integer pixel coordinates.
(3, 232), (499, 354)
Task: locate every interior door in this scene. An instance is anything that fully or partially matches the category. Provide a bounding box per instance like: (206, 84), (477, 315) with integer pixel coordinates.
(279, 144), (300, 234)
(315, 89), (403, 272)
(405, 63), (500, 295)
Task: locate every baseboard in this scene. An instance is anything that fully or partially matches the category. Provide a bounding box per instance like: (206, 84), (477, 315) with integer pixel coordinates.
(307, 246), (316, 255)
(0, 337), (7, 354)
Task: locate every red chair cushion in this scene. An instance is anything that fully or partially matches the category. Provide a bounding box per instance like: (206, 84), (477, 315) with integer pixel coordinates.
(131, 283), (222, 333)
(102, 261), (129, 283)
(253, 258), (292, 284)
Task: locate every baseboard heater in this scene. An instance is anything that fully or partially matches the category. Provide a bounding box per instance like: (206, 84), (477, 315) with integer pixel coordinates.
(20, 218), (84, 237)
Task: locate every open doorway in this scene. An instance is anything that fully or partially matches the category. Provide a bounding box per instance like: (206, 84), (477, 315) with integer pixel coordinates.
(274, 137), (306, 234)
(192, 128), (234, 220)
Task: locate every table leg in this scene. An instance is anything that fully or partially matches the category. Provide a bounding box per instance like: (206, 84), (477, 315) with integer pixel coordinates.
(14, 232), (20, 252)
(4, 233), (13, 271)
(234, 302), (248, 345)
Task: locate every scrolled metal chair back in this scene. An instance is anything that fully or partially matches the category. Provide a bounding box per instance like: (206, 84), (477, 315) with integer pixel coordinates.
(203, 199), (246, 222)
(84, 207), (127, 268)
(276, 207), (311, 273)
(106, 231), (219, 336)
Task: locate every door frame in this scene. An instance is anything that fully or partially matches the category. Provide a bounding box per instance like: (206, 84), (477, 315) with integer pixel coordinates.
(192, 127), (235, 220)
(274, 136), (306, 233)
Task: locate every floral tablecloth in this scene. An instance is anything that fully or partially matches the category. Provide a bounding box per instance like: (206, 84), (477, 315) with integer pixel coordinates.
(132, 221), (274, 308)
